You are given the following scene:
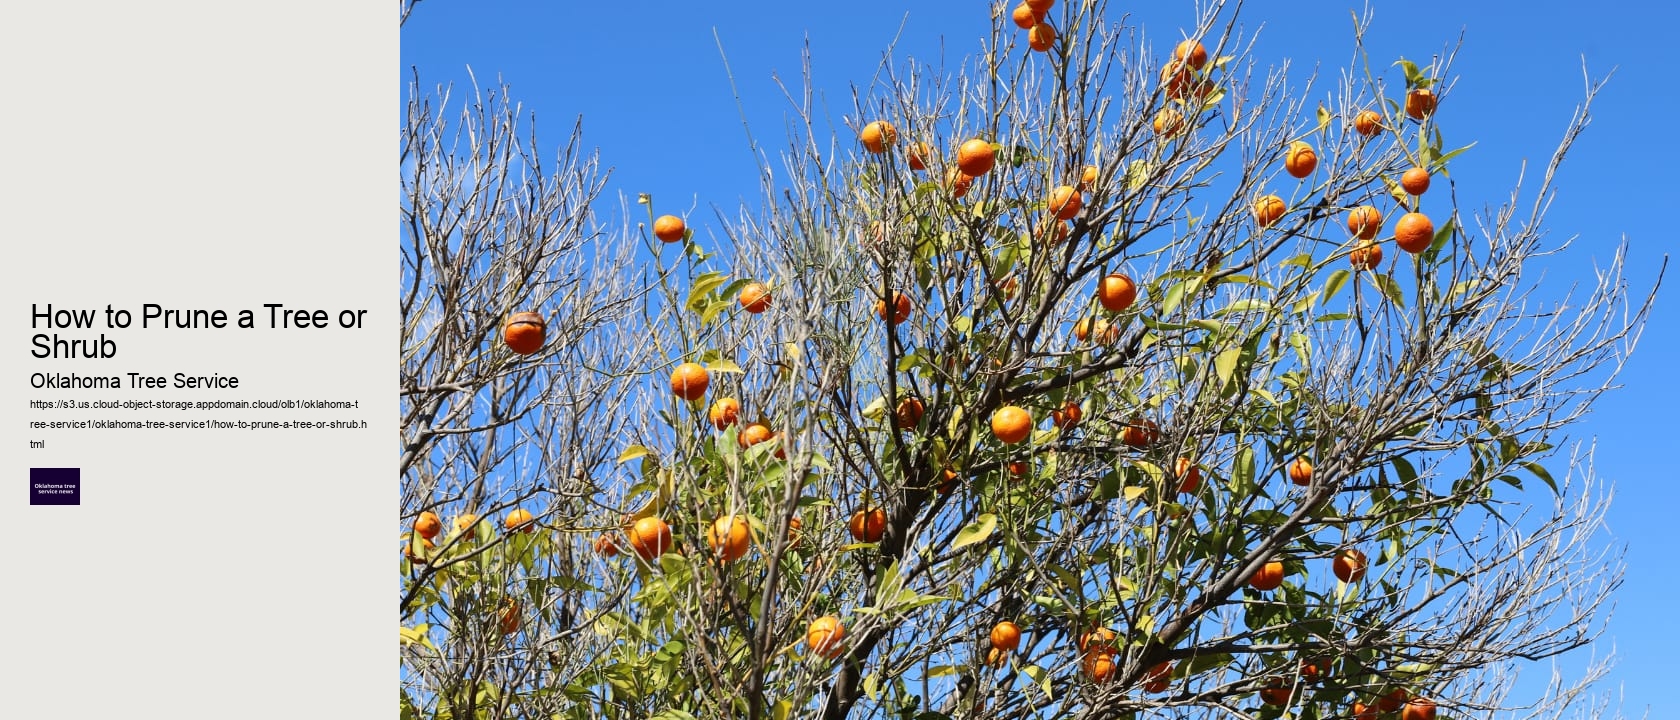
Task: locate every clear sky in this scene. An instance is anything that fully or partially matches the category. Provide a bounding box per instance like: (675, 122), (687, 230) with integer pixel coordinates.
(402, 1), (1678, 715)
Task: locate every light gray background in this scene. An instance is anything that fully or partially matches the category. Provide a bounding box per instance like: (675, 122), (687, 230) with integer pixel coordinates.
(0, 2), (389, 716)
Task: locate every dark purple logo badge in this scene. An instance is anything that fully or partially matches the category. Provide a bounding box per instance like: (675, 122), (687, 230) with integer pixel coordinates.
(30, 468), (79, 505)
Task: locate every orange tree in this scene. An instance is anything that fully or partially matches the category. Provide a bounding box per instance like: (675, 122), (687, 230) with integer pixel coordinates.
(399, 2), (1658, 719)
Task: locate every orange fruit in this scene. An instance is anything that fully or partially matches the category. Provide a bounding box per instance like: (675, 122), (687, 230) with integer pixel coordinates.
(990, 621), (1022, 652)
(1346, 205), (1383, 240)
(1048, 185), (1082, 220)
(807, 615), (847, 658)
(907, 141), (932, 171)
(849, 507), (887, 542)
(1252, 194), (1286, 227)
(1010, 3), (1041, 29)
(1259, 678), (1291, 706)
(1288, 457), (1313, 486)
(876, 291), (913, 325)
(1097, 273), (1137, 312)
(502, 311), (546, 355)
(1249, 560), (1285, 591)
(1008, 461), (1030, 478)
(860, 120), (897, 153)
(504, 508), (536, 533)
(628, 516), (673, 560)
(1333, 548), (1368, 583)
(1025, 0), (1054, 12)
(1079, 164), (1100, 191)
(1350, 241), (1384, 271)
(1379, 689), (1409, 713)
(1284, 141), (1318, 179)
(404, 535), (435, 564)
(937, 467), (960, 495)
(415, 511), (442, 540)
(945, 167), (974, 198)
(738, 422), (774, 449)
(1051, 400), (1083, 430)
(1082, 651), (1118, 682)
(1405, 88), (1437, 120)
(991, 406), (1034, 444)
(1121, 417), (1159, 448)
(1159, 60), (1193, 99)
(1352, 702), (1379, 720)
(706, 514), (752, 562)
(1353, 109), (1384, 137)
(709, 397), (742, 430)
(669, 362), (710, 401)
(1037, 217), (1071, 245)
(1394, 212), (1435, 254)
(1173, 38), (1209, 70)
(1144, 661), (1173, 693)
(894, 396), (925, 429)
(957, 139), (996, 177)
(738, 282), (772, 313)
(1079, 626), (1118, 655)
(985, 646), (1009, 667)
(1174, 457), (1202, 494)
(995, 275), (1020, 298)
(653, 214), (686, 243)
(593, 533), (620, 557)
(1402, 697), (1437, 720)
(1153, 106), (1187, 138)
(1073, 317), (1117, 344)
(498, 598), (520, 635)
(1299, 659), (1322, 682)
(1401, 167), (1431, 195)
(1028, 22), (1056, 52)
(786, 514), (804, 549)
(452, 513), (479, 538)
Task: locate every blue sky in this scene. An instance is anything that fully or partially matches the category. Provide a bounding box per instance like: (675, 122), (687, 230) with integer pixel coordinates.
(402, 1), (1678, 714)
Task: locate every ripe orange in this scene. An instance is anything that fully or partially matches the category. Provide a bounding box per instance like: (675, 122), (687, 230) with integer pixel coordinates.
(653, 214), (686, 243)
(990, 621), (1022, 652)
(1037, 217), (1070, 245)
(669, 362), (710, 401)
(807, 615), (847, 658)
(1153, 106), (1187, 138)
(985, 646), (1009, 667)
(1048, 185), (1083, 220)
(1401, 167), (1431, 195)
(1333, 548), (1368, 583)
(1008, 461), (1030, 478)
(1024, 0), (1054, 12)
(1350, 241), (1384, 271)
(894, 396), (925, 429)
(415, 511), (442, 540)
(1028, 22), (1056, 52)
(628, 516), (673, 560)
(1284, 141), (1318, 179)
(1082, 651), (1118, 682)
(876, 291), (913, 325)
(738, 422), (774, 449)
(1010, 3), (1041, 29)
(709, 397), (742, 430)
(1174, 457), (1202, 494)
(1394, 212), (1435, 254)
(593, 533), (620, 557)
(907, 141), (932, 171)
(1353, 110), (1384, 137)
(860, 120), (897, 153)
(1405, 88), (1437, 120)
(404, 535), (435, 564)
(1402, 697), (1437, 720)
(786, 514), (803, 549)
(1144, 661), (1173, 693)
(1079, 164), (1099, 191)
(504, 508), (536, 533)
(957, 139), (996, 177)
(995, 275), (1020, 298)
(1252, 194), (1286, 227)
(991, 406), (1034, 444)
(937, 467), (960, 495)
(769, 431), (791, 460)
(1288, 457), (1313, 486)
(1379, 689), (1409, 713)
(1174, 38), (1209, 70)
(1079, 626), (1118, 653)
(1121, 417), (1159, 448)
(1259, 678), (1292, 706)
(1299, 659), (1322, 682)
(452, 513), (479, 538)
(738, 282), (772, 313)
(1352, 702), (1379, 720)
(1073, 317), (1118, 344)
(1051, 400), (1083, 430)
(706, 514), (752, 562)
(849, 507), (887, 542)
(499, 598), (521, 635)
(1096, 275), (1136, 313)
(1159, 60), (1192, 99)
(503, 311), (546, 355)
(945, 167), (974, 199)
(1346, 205), (1383, 240)
(1249, 560), (1285, 591)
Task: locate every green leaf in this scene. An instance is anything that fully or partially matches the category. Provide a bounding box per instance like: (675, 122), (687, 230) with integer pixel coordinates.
(953, 513), (998, 550)
(618, 445), (652, 463)
(1022, 664), (1055, 700)
(1323, 268), (1351, 302)
(1370, 273), (1405, 306)
(1522, 461), (1558, 494)
(1214, 348), (1241, 387)
(705, 359), (743, 373)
